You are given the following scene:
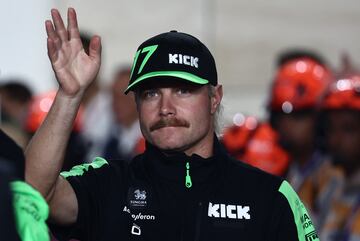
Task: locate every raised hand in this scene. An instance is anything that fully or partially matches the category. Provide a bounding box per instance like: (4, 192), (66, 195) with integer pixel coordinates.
(46, 8), (101, 96)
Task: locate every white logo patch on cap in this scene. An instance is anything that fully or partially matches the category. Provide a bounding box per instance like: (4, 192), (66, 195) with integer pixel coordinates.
(169, 54), (199, 68)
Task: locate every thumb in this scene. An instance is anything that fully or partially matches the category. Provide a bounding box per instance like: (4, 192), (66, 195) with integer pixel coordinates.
(89, 35), (102, 64)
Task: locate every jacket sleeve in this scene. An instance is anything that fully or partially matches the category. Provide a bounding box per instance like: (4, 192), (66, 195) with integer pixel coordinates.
(268, 180), (320, 241)
(50, 157), (115, 240)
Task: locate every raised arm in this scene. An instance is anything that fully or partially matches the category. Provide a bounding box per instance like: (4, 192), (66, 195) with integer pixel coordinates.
(25, 8), (101, 225)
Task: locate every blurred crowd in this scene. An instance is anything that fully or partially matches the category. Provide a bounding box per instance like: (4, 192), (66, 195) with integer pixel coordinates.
(1, 34), (360, 240)
(222, 50), (360, 240)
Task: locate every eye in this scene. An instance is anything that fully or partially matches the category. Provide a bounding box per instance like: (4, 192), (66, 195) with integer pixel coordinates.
(140, 89), (159, 99)
(176, 88), (191, 95)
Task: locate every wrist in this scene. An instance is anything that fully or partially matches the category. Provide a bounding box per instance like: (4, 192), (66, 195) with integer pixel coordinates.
(57, 87), (85, 103)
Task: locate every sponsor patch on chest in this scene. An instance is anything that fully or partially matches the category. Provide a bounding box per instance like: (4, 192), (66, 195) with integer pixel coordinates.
(127, 187), (148, 208)
(207, 202), (251, 220)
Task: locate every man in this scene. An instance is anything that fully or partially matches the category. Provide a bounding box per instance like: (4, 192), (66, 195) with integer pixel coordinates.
(0, 131), (21, 241)
(102, 66), (144, 161)
(267, 56), (333, 212)
(25, 8), (319, 241)
(318, 74), (360, 240)
(78, 33), (113, 162)
(1, 129), (50, 241)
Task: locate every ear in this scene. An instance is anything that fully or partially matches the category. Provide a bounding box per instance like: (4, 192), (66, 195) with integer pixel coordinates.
(210, 85), (223, 114)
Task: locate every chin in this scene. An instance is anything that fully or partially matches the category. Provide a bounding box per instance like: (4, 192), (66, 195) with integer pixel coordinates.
(154, 140), (184, 151)
(149, 136), (188, 152)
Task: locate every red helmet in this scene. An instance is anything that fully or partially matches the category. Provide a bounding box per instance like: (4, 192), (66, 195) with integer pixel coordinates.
(242, 123), (289, 176)
(222, 115), (258, 153)
(269, 58), (332, 113)
(25, 91), (83, 133)
(222, 117), (289, 176)
(320, 75), (360, 111)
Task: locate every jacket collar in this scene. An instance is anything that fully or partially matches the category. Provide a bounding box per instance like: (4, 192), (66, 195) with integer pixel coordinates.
(143, 135), (228, 188)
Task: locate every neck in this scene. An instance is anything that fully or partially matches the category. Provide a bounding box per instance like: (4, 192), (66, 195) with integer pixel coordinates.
(158, 132), (216, 159)
(184, 132), (215, 158)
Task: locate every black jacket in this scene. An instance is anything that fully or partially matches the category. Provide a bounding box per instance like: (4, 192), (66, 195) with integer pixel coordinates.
(56, 137), (319, 241)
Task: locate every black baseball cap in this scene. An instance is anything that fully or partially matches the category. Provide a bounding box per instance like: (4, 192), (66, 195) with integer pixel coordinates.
(125, 30), (217, 94)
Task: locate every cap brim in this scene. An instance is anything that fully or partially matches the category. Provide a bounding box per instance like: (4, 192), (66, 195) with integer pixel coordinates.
(124, 71), (209, 94)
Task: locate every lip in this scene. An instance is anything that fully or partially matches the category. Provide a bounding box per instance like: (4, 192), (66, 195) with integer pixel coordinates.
(152, 126), (186, 132)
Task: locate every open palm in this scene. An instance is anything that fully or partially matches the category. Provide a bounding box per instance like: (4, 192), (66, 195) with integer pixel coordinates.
(46, 8), (101, 96)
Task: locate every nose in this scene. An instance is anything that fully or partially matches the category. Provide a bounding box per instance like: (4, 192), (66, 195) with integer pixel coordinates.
(159, 92), (176, 117)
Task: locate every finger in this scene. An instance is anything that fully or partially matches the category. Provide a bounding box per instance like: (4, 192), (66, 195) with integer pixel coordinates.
(67, 8), (80, 40)
(47, 37), (58, 63)
(45, 20), (61, 50)
(51, 9), (68, 41)
(89, 36), (102, 64)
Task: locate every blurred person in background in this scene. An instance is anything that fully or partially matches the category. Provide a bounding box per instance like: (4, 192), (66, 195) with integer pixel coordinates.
(78, 33), (113, 162)
(222, 115), (289, 176)
(318, 74), (360, 240)
(102, 65), (145, 161)
(0, 129), (49, 241)
(25, 91), (87, 171)
(0, 80), (33, 147)
(267, 51), (333, 222)
(0, 133), (22, 241)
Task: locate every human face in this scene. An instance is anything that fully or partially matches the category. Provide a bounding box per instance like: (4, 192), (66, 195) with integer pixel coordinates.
(326, 110), (360, 168)
(135, 80), (222, 157)
(112, 71), (138, 127)
(274, 111), (316, 155)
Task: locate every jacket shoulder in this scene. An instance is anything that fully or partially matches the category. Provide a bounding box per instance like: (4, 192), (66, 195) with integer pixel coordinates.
(225, 156), (284, 192)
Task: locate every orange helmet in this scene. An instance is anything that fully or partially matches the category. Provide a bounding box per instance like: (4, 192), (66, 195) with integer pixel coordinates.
(320, 75), (360, 111)
(242, 123), (290, 176)
(222, 114), (258, 153)
(25, 91), (83, 133)
(269, 58), (332, 113)
(222, 116), (289, 176)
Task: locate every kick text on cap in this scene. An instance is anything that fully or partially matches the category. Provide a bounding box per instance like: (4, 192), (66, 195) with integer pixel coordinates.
(169, 54), (199, 68)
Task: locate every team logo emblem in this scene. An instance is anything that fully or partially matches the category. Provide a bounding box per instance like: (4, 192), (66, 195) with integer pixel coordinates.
(128, 188), (148, 208)
(134, 189), (146, 200)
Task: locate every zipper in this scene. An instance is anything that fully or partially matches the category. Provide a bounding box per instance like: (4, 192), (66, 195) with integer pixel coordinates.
(185, 162), (192, 188)
(194, 202), (203, 241)
(180, 162), (193, 240)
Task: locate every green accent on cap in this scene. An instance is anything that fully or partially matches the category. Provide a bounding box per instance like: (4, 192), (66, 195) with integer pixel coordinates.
(130, 49), (141, 80)
(138, 45), (158, 74)
(130, 44), (158, 80)
(11, 181), (50, 241)
(125, 71), (209, 93)
(60, 157), (108, 178)
(278, 181), (319, 241)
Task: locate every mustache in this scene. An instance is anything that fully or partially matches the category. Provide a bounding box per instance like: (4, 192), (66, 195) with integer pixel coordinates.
(150, 118), (190, 132)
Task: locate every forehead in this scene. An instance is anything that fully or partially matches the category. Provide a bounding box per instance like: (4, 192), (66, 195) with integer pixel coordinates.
(134, 77), (205, 91)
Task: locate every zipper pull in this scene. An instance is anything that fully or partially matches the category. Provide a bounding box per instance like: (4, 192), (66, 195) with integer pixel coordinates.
(185, 162), (192, 188)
